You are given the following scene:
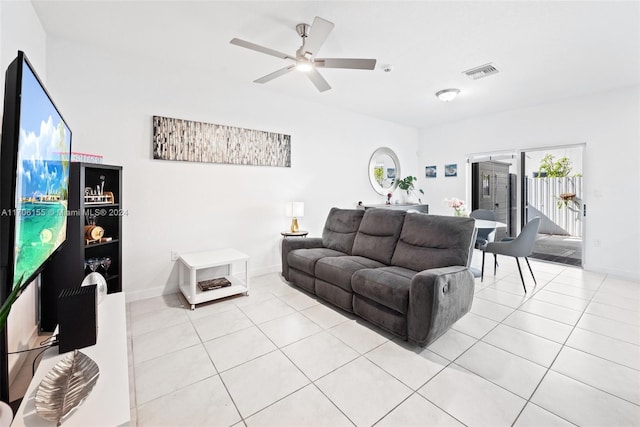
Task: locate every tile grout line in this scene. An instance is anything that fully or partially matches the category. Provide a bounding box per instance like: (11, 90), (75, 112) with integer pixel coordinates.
(128, 269), (636, 426)
(509, 272), (610, 426)
(240, 287), (359, 426)
(411, 269), (572, 425)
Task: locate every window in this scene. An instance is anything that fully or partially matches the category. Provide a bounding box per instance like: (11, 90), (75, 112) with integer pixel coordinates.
(482, 173), (491, 197)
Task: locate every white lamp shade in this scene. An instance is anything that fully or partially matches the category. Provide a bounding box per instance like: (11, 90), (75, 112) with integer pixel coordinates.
(286, 202), (304, 217)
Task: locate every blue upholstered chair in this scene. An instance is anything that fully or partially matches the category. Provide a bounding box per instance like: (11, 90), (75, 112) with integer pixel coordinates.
(481, 217), (541, 293)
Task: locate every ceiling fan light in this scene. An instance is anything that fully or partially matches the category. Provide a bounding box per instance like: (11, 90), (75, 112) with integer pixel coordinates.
(296, 61), (313, 72)
(435, 88), (461, 102)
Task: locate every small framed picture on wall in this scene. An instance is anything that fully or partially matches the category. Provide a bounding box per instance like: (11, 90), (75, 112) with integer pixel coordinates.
(445, 164), (458, 177)
(425, 165), (437, 178)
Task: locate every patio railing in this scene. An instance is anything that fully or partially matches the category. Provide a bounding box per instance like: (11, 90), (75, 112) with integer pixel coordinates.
(527, 176), (583, 237)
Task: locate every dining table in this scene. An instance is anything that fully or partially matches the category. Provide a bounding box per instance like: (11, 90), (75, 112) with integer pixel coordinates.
(469, 219), (507, 278)
(474, 219), (507, 229)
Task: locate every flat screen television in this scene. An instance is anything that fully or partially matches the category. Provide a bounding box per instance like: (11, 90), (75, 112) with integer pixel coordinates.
(0, 51), (72, 403)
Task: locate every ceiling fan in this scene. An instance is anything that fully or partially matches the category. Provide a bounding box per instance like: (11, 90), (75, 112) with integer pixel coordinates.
(230, 16), (377, 92)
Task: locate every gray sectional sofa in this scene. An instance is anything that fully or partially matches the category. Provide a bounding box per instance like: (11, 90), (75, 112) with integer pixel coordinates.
(281, 207), (478, 346)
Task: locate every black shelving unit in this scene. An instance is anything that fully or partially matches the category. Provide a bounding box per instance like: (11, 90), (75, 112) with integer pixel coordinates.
(40, 163), (122, 332)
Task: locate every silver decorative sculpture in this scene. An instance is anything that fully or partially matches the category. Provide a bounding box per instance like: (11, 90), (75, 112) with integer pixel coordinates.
(35, 350), (100, 426)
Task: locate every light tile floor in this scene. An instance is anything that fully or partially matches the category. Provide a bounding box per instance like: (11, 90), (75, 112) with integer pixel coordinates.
(126, 255), (640, 426)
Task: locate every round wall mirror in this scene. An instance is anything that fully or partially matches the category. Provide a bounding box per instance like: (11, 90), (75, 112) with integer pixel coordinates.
(368, 147), (400, 195)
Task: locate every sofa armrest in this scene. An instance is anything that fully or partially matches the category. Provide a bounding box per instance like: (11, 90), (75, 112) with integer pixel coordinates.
(281, 237), (324, 281)
(408, 266), (475, 346)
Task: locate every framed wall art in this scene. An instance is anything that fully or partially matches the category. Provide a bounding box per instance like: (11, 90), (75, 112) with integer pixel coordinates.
(445, 163), (458, 177)
(152, 115), (291, 167)
(425, 165), (437, 178)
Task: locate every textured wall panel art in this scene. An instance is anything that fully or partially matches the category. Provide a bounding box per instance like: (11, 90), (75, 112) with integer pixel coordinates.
(152, 115), (291, 167)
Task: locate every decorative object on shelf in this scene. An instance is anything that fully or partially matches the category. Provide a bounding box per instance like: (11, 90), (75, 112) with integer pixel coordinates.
(445, 197), (467, 216)
(425, 165), (437, 178)
(84, 190), (114, 204)
(70, 152), (103, 164)
(286, 202), (304, 232)
(81, 272), (108, 305)
(444, 163), (458, 177)
(84, 258), (112, 275)
(35, 350), (100, 426)
(397, 176), (424, 204)
(101, 257), (112, 275)
(198, 278), (232, 292)
(84, 225), (105, 243)
(84, 258), (100, 274)
(386, 192), (392, 205)
(152, 115), (291, 167)
(368, 147), (400, 195)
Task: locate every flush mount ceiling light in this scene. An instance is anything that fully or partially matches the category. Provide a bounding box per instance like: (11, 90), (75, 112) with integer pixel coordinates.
(435, 88), (460, 102)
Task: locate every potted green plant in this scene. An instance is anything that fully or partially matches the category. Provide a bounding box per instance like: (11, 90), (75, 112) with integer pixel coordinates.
(397, 176), (424, 204)
(537, 154), (572, 178)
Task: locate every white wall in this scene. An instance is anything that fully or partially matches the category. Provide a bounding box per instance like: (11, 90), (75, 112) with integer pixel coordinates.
(418, 87), (640, 279)
(0, 0), (47, 386)
(45, 39), (420, 301)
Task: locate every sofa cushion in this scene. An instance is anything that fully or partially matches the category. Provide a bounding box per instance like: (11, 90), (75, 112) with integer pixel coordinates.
(322, 208), (365, 255)
(353, 295), (407, 339)
(316, 279), (354, 312)
(351, 266), (415, 314)
(391, 214), (475, 272)
(289, 269), (316, 294)
(351, 209), (405, 264)
(288, 248), (346, 276)
(316, 256), (386, 293)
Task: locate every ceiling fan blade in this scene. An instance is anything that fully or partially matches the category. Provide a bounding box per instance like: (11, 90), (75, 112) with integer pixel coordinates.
(303, 17), (335, 56)
(230, 38), (294, 60)
(307, 68), (331, 92)
(254, 65), (296, 84)
(315, 58), (377, 70)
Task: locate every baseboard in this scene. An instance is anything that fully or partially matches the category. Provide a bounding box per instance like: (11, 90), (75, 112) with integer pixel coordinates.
(250, 264), (281, 277)
(124, 265), (282, 303)
(583, 264), (640, 281)
(124, 284), (178, 304)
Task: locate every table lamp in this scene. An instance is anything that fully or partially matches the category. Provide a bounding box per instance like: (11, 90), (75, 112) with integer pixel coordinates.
(286, 202), (304, 232)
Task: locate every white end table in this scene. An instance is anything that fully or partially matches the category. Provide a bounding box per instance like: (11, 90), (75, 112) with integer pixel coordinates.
(178, 248), (250, 310)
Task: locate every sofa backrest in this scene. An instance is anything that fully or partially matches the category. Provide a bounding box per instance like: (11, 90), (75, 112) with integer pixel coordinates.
(391, 213), (476, 271)
(352, 209), (405, 264)
(322, 208), (366, 255)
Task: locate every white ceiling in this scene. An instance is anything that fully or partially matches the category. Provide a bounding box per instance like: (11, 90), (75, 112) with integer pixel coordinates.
(32, 1), (640, 129)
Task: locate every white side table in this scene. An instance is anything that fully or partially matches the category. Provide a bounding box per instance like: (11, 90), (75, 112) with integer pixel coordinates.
(178, 248), (250, 310)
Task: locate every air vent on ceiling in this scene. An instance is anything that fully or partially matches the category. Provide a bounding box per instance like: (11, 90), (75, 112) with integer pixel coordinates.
(463, 63), (499, 80)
